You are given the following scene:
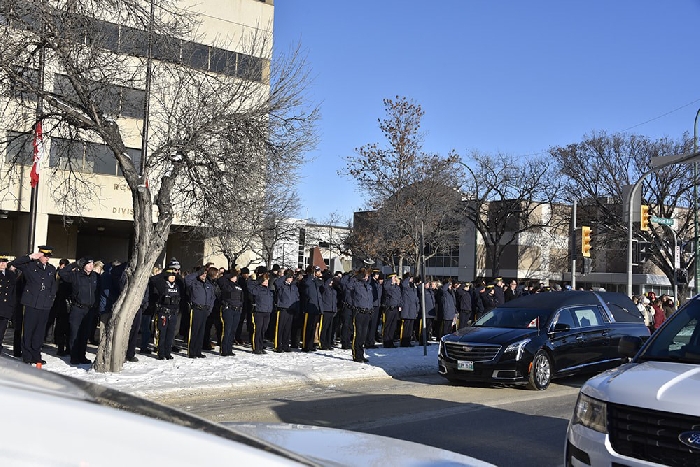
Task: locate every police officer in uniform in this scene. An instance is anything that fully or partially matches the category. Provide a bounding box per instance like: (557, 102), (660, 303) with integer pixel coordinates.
(185, 266), (216, 358)
(347, 268), (373, 363)
(12, 246), (58, 364)
(319, 270), (337, 350)
(217, 270), (244, 356)
(300, 265), (323, 352)
(0, 255), (18, 356)
(58, 257), (99, 365)
(273, 271), (299, 352)
(365, 270), (383, 349)
(248, 272), (274, 354)
(153, 266), (181, 360)
(382, 273), (402, 348)
(399, 274), (419, 347)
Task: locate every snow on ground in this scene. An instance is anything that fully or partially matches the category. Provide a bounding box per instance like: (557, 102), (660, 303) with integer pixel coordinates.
(34, 343), (439, 398)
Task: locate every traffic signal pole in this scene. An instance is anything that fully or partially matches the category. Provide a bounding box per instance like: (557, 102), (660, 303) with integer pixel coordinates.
(627, 149), (700, 297)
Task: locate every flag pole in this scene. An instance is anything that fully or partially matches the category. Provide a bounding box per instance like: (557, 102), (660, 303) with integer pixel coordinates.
(28, 3), (47, 252)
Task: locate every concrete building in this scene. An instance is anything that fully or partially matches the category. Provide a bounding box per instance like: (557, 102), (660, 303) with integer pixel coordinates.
(0, 0), (274, 271)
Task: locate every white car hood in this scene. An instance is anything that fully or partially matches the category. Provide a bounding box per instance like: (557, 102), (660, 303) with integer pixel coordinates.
(582, 361), (700, 416)
(223, 423), (495, 467)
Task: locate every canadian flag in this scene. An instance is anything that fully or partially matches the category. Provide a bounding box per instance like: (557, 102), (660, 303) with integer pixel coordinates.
(30, 120), (44, 188)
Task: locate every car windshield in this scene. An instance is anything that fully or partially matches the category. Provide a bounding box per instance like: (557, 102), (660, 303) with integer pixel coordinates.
(637, 299), (700, 364)
(474, 307), (552, 329)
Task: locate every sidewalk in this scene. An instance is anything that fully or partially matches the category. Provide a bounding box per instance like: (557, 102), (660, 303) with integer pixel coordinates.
(18, 341), (439, 398)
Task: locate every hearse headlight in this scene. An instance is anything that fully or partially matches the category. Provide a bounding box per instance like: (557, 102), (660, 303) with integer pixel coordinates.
(503, 339), (530, 360)
(572, 392), (607, 433)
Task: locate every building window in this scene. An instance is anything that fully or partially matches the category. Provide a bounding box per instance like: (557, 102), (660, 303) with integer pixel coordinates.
(182, 40), (210, 71)
(425, 244), (460, 268)
(5, 131), (34, 166)
(54, 74), (145, 120)
(5, 66), (39, 102)
(237, 53), (263, 82)
(210, 47), (237, 76)
(49, 137), (141, 176)
(120, 25), (149, 57)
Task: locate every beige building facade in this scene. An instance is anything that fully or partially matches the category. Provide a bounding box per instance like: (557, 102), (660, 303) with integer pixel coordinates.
(0, 0), (274, 271)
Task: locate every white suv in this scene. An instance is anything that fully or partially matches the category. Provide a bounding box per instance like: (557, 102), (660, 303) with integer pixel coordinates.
(565, 295), (700, 466)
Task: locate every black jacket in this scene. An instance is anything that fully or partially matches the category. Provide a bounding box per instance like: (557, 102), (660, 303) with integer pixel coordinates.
(12, 255), (58, 310)
(0, 268), (17, 318)
(57, 264), (99, 309)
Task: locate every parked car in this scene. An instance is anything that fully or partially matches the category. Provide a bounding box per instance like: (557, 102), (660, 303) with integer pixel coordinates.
(0, 358), (493, 466)
(565, 294), (700, 467)
(438, 291), (650, 390)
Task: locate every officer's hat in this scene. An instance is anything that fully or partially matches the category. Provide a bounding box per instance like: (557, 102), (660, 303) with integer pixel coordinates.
(38, 245), (53, 256)
(0, 255), (9, 262)
(486, 284), (494, 289)
(495, 277), (503, 282)
(386, 272), (397, 278)
(166, 258), (181, 271)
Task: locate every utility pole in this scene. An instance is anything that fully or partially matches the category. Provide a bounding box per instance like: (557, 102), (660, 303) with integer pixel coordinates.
(570, 199), (577, 290)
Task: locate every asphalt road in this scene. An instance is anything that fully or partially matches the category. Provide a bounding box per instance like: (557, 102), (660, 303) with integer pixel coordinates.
(154, 373), (588, 466)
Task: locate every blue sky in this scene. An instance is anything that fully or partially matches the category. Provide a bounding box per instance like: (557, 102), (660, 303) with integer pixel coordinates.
(273, 1), (700, 224)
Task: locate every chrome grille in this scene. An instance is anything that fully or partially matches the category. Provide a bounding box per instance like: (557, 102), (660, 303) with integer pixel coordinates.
(609, 402), (700, 467)
(444, 342), (500, 361)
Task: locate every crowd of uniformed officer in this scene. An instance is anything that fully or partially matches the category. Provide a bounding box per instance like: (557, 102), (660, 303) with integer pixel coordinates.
(1, 245), (552, 367)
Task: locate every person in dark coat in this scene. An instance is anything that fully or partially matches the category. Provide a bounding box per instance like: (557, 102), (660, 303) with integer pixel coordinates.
(492, 277), (505, 306)
(382, 273), (402, 348)
(399, 274), (419, 347)
(57, 257), (99, 365)
(417, 281), (436, 345)
(347, 268), (374, 363)
(234, 267), (252, 345)
(439, 280), (457, 338)
(185, 266), (216, 358)
(153, 267), (181, 360)
(217, 271), (244, 356)
(273, 271), (299, 352)
(319, 271), (337, 351)
(365, 270), (383, 349)
(248, 272), (274, 354)
(300, 265), (323, 352)
(0, 255), (18, 356)
(457, 282), (473, 328)
(504, 279), (520, 303)
(12, 246), (59, 365)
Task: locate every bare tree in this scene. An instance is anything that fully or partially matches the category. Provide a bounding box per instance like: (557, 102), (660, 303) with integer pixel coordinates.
(342, 96), (464, 271)
(0, 1), (317, 371)
(460, 152), (565, 278)
(550, 131), (695, 294)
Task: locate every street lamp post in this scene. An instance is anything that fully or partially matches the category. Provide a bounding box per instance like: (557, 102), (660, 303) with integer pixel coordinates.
(694, 109), (700, 293)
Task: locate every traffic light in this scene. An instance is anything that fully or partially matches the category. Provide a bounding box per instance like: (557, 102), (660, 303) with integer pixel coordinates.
(640, 205), (651, 231)
(581, 226), (592, 257)
(638, 241), (652, 263)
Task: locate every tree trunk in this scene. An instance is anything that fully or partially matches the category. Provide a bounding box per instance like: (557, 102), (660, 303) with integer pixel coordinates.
(93, 181), (171, 372)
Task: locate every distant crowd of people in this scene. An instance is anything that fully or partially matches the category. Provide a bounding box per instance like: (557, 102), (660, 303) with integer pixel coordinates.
(0, 245), (677, 368)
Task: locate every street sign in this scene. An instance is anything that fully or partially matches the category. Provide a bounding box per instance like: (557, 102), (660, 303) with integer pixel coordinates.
(651, 216), (674, 226)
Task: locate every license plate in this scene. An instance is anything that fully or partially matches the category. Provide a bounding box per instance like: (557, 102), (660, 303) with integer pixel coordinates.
(457, 360), (473, 371)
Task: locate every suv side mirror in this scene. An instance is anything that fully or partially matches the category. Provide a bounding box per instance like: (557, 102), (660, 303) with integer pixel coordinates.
(618, 335), (643, 358)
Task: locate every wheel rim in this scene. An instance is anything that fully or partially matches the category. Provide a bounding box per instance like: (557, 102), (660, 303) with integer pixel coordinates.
(535, 354), (550, 386)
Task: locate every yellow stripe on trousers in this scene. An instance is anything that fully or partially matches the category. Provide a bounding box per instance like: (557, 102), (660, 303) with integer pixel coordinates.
(351, 315), (357, 360)
(274, 310), (281, 349)
(187, 307), (194, 354)
(302, 314), (309, 348)
(219, 305), (225, 353)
